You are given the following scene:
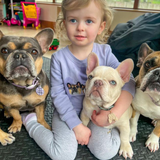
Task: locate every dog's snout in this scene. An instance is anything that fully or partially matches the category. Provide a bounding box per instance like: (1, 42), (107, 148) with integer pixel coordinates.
(14, 52), (27, 60)
(94, 80), (103, 87)
(154, 70), (160, 77)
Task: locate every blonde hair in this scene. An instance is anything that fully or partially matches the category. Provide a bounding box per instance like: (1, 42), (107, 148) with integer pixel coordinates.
(55, 0), (113, 44)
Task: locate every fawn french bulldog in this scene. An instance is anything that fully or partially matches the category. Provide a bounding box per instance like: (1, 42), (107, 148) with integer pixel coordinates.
(130, 43), (160, 152)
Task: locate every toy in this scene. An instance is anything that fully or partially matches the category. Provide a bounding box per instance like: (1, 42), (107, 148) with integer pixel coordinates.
(21, 1), (41, 29)
(49, 39), (59, 50)
(4, 1), (21, 26)
(2, 14), (11, 26)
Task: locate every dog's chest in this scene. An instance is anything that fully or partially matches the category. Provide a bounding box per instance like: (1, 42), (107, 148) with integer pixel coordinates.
(0, 89), (45, 111)
(132, 88), (160, 119)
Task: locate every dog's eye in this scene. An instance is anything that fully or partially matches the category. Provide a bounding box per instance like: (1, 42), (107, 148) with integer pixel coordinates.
(109, 80), (116, 85)
(1, 48), (8, 54)
(31, 49), (38, 55)
(88, 75), (93, 80)
(145, 61), (150, 69)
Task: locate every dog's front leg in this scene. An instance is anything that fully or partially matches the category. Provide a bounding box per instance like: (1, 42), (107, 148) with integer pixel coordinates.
(8, 109), (22, 133)
(129, 111), (140, 142)
(35, 103), (51, 130)
(145, 119), (160, 152)
(80, 109), (90, 126)
(118, 121), (133, 159)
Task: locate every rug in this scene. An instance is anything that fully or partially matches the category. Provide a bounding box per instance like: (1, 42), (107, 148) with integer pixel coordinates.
(0, 57), (159, 160)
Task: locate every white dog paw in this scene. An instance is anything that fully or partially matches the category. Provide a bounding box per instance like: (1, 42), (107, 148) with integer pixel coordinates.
(119, 143), (133, 159)
(145, 132), (159, 152)
(129, 134), (136, 142)
(129, 130), (137, 142)
(151, 120), (157, 127)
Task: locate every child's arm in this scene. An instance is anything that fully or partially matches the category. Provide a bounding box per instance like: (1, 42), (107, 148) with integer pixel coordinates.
(91, 90), (132, 127)
(73, 123), (91, 145)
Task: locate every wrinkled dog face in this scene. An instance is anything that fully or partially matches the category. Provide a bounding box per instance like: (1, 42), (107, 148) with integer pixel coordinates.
(85, 66), (124, 108)
(0, 28), (54, 85)
(85, 53), (133, 109)
(136, 43), (160, 95)
(1, 37), (39, 80)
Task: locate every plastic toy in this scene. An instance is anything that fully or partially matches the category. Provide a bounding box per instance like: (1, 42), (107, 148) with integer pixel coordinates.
(49, 39), (59, 50)
(2, 14), (11, 26)
(2, 1), (21, 26)
(9, 1), (21, 26)
(21, 1), (41, 29)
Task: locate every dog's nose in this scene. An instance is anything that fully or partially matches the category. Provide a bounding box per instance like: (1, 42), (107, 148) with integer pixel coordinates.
(14, 53), (27, 60)
(94, 80), (103, 87)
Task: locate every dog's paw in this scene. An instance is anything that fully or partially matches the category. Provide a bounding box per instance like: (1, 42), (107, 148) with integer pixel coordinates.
(146, 132), (159, 152)
(129, 133), (136, 142)
(129, 128), (137, 142)
(4, 110), (11, 118)
(8, 120), (22, 133)
(119, 142), (133, 159)
(0, 130), (15, 146)
(151, 120), (157, 127)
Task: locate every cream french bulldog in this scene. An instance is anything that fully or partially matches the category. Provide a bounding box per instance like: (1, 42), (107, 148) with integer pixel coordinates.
(80, 52), (134, 159)
(130, 43), (160, 152)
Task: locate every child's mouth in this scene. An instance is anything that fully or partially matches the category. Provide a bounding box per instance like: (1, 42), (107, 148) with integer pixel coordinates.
(75, 35), (86, 40)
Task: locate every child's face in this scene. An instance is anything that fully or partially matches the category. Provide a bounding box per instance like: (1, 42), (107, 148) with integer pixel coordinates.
(64, 1), (106, 47)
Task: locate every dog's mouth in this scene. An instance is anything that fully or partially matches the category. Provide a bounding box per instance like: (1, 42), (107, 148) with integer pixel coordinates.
(6, 65), (33, 81)
(90, 90), (102, 99)
(14, 65), (29, 74)
(141, 81), (160, 93)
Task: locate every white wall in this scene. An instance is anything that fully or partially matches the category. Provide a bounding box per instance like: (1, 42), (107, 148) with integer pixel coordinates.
(37, 4), (58, 22)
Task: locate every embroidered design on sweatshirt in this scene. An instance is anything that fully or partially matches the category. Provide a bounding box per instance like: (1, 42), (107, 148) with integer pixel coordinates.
(67, 82), (85, 95)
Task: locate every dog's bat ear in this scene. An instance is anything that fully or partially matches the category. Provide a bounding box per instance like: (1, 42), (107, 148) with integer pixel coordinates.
(34, 28), (54, 54)
(86, 52), (99, 75)
(137, 43), (153, 68)
(117, 59), (134, 83)
(0, 30), (4, 40)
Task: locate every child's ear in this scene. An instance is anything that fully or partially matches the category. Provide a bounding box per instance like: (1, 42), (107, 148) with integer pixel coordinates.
(98, 21), (106, 35)
(63, 20), (66, 26)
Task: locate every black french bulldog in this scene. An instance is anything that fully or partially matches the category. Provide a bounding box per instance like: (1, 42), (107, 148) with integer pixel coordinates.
(0, 28), (54, 145)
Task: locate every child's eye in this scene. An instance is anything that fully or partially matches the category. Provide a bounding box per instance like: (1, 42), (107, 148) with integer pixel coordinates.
(70, 19), (77, 23)
(86, 20), (93, 24)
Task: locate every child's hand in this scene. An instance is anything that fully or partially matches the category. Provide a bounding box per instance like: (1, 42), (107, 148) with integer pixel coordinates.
(91, 110), (114, 127)
(73, 123), (91, 145)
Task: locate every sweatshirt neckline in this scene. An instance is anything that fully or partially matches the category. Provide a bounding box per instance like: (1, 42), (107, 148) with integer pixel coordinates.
(66, 44), (96, 67)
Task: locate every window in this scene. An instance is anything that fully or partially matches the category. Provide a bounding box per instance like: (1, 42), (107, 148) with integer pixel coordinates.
(107, 0), (134, 8)
(35, 0), (53, 2)
(35, 0), (160, 10)
(35, 0), (61, 3)
(108, 0), (160, 10)
(139, 0), (160, 10)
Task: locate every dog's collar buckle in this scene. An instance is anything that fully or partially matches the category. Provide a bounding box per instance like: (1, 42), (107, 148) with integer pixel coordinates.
(98, 105), (114, 111)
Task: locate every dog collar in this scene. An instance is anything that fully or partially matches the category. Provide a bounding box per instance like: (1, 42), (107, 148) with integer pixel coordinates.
(148, 94), (160, 106)
(10, 77), (39, 90)
(98, 105), (114, 111)
(9, 77), (44, 96)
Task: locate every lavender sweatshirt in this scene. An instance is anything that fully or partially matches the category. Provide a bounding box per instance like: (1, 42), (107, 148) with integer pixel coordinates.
(50, 43), (135, 129)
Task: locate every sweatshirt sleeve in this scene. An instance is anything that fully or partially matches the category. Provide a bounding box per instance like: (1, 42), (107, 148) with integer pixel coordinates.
(105, 45), (136, 97)
(50, 53), (82, 130)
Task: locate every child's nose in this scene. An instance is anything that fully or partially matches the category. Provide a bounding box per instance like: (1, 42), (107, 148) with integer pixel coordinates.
(77, 22), (84, 31)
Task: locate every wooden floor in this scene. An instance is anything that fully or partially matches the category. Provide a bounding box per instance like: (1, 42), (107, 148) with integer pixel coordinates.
(0, 24), (54, 59)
